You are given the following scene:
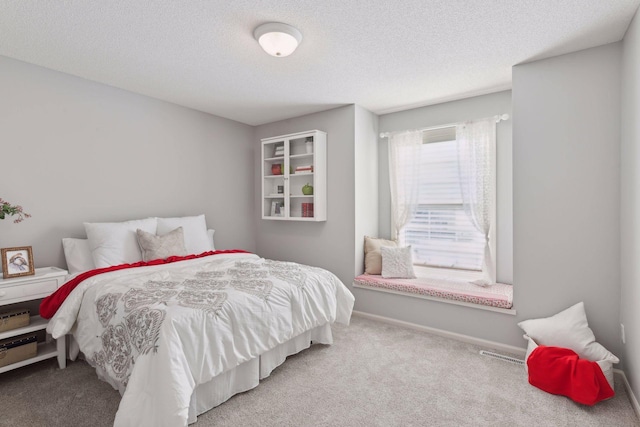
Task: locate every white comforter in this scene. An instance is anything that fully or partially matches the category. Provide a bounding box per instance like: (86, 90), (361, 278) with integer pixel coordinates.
(47, 253), (354, 426)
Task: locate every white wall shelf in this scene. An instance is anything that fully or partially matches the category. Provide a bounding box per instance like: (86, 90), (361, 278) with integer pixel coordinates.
(261, 130), (327, 221)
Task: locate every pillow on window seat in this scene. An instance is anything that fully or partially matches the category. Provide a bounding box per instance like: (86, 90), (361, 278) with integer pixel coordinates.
(381, 246), (416, 279)
(364, 236), (397, 275)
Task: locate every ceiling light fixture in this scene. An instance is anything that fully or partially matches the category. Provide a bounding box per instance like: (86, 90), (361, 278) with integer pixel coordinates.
(254, 22), (302, 57)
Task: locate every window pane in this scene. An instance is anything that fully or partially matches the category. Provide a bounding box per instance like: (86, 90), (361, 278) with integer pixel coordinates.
(402, 136), (486, 270)
(418, 139), (462, 205)
(403, 205), (485, 270)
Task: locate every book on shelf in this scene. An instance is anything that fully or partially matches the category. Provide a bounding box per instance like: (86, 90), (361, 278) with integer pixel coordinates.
(302, 203), (314, 218)
(294, 165), (313, 173)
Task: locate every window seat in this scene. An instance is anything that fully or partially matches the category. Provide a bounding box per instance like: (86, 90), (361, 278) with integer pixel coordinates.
(353, 274), (513, 310)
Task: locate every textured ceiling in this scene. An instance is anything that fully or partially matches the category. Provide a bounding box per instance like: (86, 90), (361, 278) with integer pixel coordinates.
(1, 1), (638, 125)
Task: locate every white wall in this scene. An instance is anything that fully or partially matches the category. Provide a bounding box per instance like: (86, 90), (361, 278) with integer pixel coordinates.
(0, 56), (256, 269)
(513, 43), (622, 357)
(253, 106), (358, 287)
(621, 7), (640, 400)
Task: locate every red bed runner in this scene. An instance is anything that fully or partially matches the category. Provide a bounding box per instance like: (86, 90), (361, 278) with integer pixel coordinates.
(39, 250), (249, 319)
(527, 345), (614, 405)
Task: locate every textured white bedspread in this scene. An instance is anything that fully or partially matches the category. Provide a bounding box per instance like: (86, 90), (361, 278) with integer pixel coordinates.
(47, 253), (354, 426)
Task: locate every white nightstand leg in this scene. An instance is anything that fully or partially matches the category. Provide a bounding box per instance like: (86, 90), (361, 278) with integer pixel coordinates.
(56, 335), (66, 369)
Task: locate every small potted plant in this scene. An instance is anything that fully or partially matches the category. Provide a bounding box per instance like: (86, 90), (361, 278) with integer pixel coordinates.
(0, 199), (31, 223)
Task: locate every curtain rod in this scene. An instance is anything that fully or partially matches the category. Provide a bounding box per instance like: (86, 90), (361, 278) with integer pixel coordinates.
(379, 114), (510, 139)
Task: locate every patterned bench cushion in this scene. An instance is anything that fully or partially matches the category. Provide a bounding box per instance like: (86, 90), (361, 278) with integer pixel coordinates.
(353, 274), (513, 309)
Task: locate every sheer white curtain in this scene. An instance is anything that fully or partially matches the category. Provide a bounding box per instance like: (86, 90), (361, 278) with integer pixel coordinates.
(388, 131), (423, 240)
(456, 119), (497, 282)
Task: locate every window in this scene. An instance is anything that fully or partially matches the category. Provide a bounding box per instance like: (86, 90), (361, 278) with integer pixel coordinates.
(389, 119), (497, 280)
(397, 126), (494, 274)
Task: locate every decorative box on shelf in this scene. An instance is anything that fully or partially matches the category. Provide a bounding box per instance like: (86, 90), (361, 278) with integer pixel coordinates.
(0, 333), (37, 368)
(0, 308), (30, 333)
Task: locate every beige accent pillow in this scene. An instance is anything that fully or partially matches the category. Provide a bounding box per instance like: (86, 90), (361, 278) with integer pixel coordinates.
(364, 236), (398, 275)
(136, 227), (188, 262)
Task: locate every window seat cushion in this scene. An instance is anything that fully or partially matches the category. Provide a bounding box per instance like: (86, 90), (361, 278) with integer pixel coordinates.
(353, 274), (513, 309)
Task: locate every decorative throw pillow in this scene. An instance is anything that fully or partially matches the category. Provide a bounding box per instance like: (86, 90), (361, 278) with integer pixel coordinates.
(381, 246), (416, 279)
(364, 236), (398, 275)
(518, 302), (619, 363)
(85, 217), (158, 268)
(156, 215), (212, 255)
(136, 227), (188, 262)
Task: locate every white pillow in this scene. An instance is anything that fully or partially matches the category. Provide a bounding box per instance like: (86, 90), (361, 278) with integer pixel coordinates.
(156, 215), (212, 255)
(207, 229), (216, 251)
(381, 246), (416, 279)
(62, 238), (96, 274)
(84, 218), (158, 268)
(517, 302), (619, 363)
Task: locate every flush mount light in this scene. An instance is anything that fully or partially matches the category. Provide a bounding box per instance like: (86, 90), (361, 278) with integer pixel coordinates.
(254, 22), (302, 57)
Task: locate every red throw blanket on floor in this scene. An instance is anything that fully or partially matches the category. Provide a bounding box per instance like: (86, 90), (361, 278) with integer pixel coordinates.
(527, 345), (614, 405)
(39, 250), (249, 319)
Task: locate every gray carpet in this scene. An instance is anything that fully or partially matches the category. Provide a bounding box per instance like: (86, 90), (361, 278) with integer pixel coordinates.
(0, 316), (637, 426)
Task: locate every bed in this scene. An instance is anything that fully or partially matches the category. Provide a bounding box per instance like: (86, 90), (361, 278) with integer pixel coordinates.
(41, 216), (355, 426)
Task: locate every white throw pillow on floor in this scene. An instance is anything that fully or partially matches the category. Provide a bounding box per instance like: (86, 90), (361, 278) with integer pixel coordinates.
(518, 302), (619, 363)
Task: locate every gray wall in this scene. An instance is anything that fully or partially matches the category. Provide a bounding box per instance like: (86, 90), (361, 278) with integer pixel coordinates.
(621, 7), (640, 400)
(513, 43), (622, 358)
(354, 105), (379, 276)
(0, 56), (256, 269)
(353, 90), (520, 347)
(253, 106), (358, 287)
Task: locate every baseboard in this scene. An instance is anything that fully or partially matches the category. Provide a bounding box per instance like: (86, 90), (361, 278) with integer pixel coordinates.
(352, 310), (526, 357)
(614, 368), (640, 420)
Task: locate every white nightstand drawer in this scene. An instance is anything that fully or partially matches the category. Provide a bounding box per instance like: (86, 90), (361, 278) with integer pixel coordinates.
(0, 279), (58, 304)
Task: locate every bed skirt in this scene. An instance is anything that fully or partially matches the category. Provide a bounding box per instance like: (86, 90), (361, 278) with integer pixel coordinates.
(68, 323), (333, 424)
(187, 323), (333, 423)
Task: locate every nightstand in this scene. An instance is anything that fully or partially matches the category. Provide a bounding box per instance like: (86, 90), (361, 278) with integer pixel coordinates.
(0, 267), (68, 373)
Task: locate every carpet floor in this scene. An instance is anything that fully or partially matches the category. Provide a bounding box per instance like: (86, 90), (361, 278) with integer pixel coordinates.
(0, 315), (637, 427)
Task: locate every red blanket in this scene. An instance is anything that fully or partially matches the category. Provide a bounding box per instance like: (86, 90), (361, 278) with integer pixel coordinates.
(39, 250), (249, 319)
(527, 345), (614, 405)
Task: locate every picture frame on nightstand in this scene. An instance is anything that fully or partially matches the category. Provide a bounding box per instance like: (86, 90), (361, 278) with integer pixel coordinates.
(1, 246), (35, 279)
